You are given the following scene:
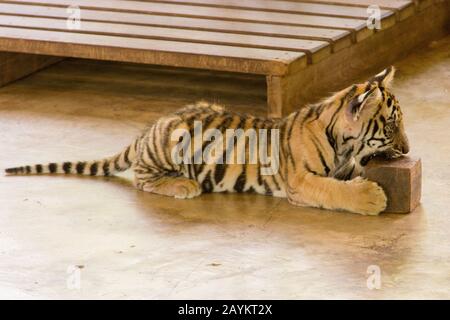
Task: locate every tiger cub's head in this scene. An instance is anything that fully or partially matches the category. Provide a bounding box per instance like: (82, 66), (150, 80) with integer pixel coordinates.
(341, 66), (409, 165)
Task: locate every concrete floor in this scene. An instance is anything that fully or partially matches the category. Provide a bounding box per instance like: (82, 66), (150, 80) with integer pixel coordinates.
(1, 36), (449, 300)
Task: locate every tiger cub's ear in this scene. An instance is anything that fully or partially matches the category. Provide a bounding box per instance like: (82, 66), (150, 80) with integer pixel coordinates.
(346, 87), (382, 121)
(369, 66), (396, 89)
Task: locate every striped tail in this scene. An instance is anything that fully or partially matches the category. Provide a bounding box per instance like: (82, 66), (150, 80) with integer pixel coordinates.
(4, 139), (138, 177)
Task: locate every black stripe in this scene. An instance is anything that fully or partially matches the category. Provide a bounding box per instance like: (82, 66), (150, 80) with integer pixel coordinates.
(198, 116), (233, 177)
(326, 120), (337, 151)
(263, 180), (273, 196)
(194, 138), (214, 173)
(325, 99), (344, 152)
(371, 103), (383, 121)
(197, 116), (231, 161)
(182, 108), (209, 121)
(389, 105), (397, 120)
(312, 140), (330, 176)
(337, 145), (354, 158)
(360, 155), (373, 166)
(201, 171), (213, 193)
(89, 163), (98, 176)
(301, 104), (324, 128)
(5, 168), (18, 174)
(315, 103), (326, 118)
(62, 162), (72, 174)
(143, 124), (163, 170)
(76, 162), (86, 174)
(214, 163), (227, 184)
(372, 120), (379, 137)
(303, 106), (316, 123)
(270, 174), (280, 191)
(162, 120), (182, 170)
(346, 85), (358, 99)
(234, 167), (247, 193)
(25, 166), (31, 174)
(387, 97), (392, 107)
(342, 134), (356, 144)
(350, 87), (378, 117)
(161, 130), (175, 170)
(114, 156), (122, 171)
(103, 161), (110, 176)
(155, 122), (174, 170)
(224, 116), (247, 165)
(189, 163), (197, 180)
(344, 165), (355, 180)
(202, 113), (218, 131)
(319, 152), (330, 175)
(286, 111), (299, 141)
(362, 119), (374, 138)
(144, 143), (162, 170)
(48, 163), (57, 174)
(251, 117), (260, 130)
(36, 164), (43, 174)
(333, 158), (355, 180)
(285, 112), (301, 169)
(355, 143), (365, 156)
(123, 146), (131, 165)
(155, 122), (169, 168)
(150, 126), (164, 169)
(185, 163), (193, 179)
(257, 162), (263, 186)
(279, 120), (287, 162)
(355, 119), (374, 157)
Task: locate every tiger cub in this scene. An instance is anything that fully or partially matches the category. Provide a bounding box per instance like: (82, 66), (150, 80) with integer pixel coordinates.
(5, 66), (409, 215)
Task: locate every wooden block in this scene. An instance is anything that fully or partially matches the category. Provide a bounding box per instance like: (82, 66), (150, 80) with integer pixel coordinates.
(363, 156), (422, 213)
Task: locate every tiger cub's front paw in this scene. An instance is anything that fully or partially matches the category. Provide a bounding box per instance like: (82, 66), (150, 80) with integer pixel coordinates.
(142, 177), (202, 199)
(347, 177), (387, 215)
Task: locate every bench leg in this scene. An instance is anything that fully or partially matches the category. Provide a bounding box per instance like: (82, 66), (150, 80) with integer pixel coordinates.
(266, 74), (303, 118)
(266, 75), (285, 119)
(0, 52), (62, 88)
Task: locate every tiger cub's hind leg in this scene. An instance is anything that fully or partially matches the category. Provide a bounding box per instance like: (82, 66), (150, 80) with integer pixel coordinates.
(134, 166), (202, 199)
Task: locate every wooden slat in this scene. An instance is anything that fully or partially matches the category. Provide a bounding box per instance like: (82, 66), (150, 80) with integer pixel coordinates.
(0, 3), (349, 41)
(144, 0), (393, 19)
(2, 0), (367, 30)
(304, 0), (416, 20)
(304, 0), (413, 10)
(0, 14), (331, 63)
(142, 1), (396, 33)
(0, 26), (307, 75)
(0, 3), (353, 52)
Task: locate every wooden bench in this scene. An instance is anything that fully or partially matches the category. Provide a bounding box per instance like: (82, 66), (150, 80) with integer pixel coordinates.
(0, 0), (448, 117)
